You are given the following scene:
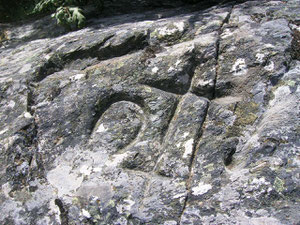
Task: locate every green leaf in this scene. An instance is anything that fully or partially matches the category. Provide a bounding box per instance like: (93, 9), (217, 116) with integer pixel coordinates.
(52, 6), (86, 29)
(69, 7), (86, 28)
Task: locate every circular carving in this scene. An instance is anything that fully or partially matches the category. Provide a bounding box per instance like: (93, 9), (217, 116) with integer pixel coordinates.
(90, 101), (145, 153)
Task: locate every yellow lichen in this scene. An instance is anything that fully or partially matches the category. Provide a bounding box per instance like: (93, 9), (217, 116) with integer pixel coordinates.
(0, 29), (8, 45)
(274, 177), (285, 193)
(226, 101), (259, 137)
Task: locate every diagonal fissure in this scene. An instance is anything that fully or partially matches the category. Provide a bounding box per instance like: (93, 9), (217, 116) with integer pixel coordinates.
(179, 4), (235, 223)
(212, 4), (234, 99)
(178, 100), (209, 223)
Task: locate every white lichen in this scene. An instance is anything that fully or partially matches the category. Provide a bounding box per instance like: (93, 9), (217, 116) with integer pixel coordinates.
(24, 112), (32, 119)
(8, 100), (15, 108)
(183, 139), (194, 159)
(192, 182), (212, 195)
(96, 124), (107, 133)
(80, 165), (92, 176)
(264, 61), (274, 71)
(231, 58), (248, 76)
(256, 53), (265, 63)
(152, 67), (159, 73)
(47, 165), (83, 197)
(69, 73), (85, 82)
(19, 63), (32, 73)
(82, 209), (91, 218)
(175, 59), (181, 67)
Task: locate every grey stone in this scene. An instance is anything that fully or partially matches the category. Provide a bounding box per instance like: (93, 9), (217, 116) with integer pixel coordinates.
(0, 0), (299, 224)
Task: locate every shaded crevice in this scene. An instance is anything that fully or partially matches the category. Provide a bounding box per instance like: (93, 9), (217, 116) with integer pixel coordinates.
(289, 20), (300, 60)
(35, 32), (149, 82)
(223, 137), (239, 166)
(55, 198), (69, 225)
(5, 123), (37, 191)
(212, 4), (234, 99)
(65, 34), (115, 61)
(26, 83), (46, 183)
(159, 97), (180, 144)
(90, 91), (146, 136)
(141, 47), (198, 95)
(3, 82), (43, 192)
(35, 54), (65, 82)
(26, 83), (39, 148)
(138, 95), (180, 211)
(142, 78), (191, 95)
(96, 31), (148, 60)
(35, 35), (114, 82)
(152, 96), (180, 172)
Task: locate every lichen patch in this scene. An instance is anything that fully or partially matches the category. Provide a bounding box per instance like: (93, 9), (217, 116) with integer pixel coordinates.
(192, 182), (212, 196)
(231, 58), (248, 76)
(183, 139), (194, 159)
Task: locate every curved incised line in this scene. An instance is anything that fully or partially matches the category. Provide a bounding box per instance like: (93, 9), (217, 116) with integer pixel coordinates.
(90, 91), (146, 136)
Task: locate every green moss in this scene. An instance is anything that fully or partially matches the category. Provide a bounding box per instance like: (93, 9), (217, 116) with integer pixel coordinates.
(204, 163), (214, 172)
(150, 30), (159, 39)
(72, 197), (81, 205)
(0, 30), (8, 45)
(274, 80), (298, 88)
(235, 102), (259, 126)
(226, 101), (259, 137)
(286, 80), (296, 87)
(274, 177), (285, 193)
(11, 188), (32, 203)
(151, 23), (186, 45)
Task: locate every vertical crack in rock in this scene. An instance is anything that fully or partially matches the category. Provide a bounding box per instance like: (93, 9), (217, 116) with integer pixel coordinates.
(159, 97), (180, 144)
(4, 80), (43, 192)
(140, 97), (180, 203)
(179, 4), (235, 222)
(289, 20), (300, 61)
(26, 82), (45, 183)
(178, 101), (209, 223)
(212, 4), (234, 99)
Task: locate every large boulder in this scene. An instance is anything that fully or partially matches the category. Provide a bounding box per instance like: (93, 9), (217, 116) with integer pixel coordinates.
(0, 0), (299, 224)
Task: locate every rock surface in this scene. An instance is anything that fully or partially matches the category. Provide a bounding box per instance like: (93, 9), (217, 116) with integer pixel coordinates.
(0, 0), (300, 224)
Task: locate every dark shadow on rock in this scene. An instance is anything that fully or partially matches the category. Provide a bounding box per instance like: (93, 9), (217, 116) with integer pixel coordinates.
(0, 0), (251, 50)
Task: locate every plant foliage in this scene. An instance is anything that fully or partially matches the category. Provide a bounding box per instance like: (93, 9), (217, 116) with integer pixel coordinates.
(0, 0), (103, 29)
(1, 0), (195, 28)
(33, 0), (96, 29)
(52, 6), (86, 29)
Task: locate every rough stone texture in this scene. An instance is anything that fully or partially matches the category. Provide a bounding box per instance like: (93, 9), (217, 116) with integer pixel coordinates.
(0, 0), (300, 224)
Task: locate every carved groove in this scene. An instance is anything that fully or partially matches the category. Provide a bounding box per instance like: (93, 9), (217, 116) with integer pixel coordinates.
(55, 199), (69, 225)
(212, 4), (233, 99)
(179, 4), (235, 222)
(90, 91), (146, 136)
(35, 32), (148, 82)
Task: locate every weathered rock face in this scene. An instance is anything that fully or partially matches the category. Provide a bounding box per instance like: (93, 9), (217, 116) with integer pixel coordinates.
(0, 0), (299, 224)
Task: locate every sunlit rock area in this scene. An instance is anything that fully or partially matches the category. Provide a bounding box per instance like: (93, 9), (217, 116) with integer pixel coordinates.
(0, 0), (299, 224)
